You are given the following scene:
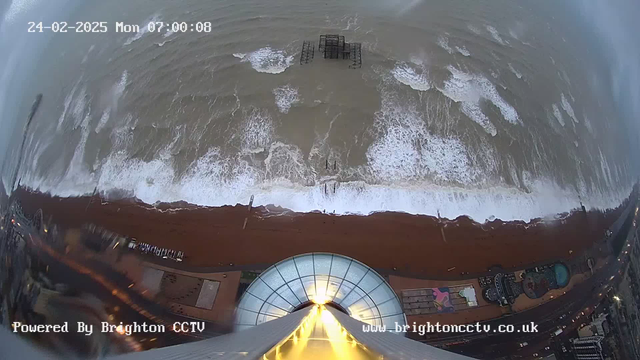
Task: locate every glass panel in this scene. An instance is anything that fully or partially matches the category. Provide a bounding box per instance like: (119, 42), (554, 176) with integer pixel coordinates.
(363, 296), (379, 315)
(276, 284), (301, 307)
(276, 259), (299, 282)
(349, 297), (371, 314)
(381, 314), (406, 332)
(329, 256), (350, 278)
(248, 279), (273, 301)
(234, 253), (406, 331)
(301, 276), (317, 299)
(369, 317), (382, 327)
(343, 286), (366, 309)
(313, 254), (332, 276)
(236, 309), (258, 325)
(332, 279), (354, 304)
(288, 278), (309, 303)
(257, 314), (278, 325)
(267, 292), (294, 312)
(260, 267), (285, 290)
(355, 308), (376, 322)
(239, 292), (264, 312)
(376, 298), (403, 317)
(358, 271), (383, 293)
(294, 255), (314, 277)
(368, 284), (396, 306)
(360, 302), (381, 321)
(325, 276), (342, 299)
(262, 303), (288, 317)
(344, 262), (367, 285)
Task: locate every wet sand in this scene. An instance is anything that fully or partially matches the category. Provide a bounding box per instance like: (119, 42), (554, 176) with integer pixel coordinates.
(14, 187), (633, 279)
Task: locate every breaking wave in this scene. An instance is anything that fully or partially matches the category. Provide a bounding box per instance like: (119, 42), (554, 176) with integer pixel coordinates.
(17, 61), (634, 223)
(123, 14), (161, 46)
(485, 25), (508, 46)
(437, 35), (453, 54)
(233, 47), (294, 74)
(437, 65), (520, 136)
(273, 85), (300, 113)
(391, 62), (431, 91)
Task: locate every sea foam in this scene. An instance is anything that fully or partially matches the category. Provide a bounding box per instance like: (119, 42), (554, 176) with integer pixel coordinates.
(438, 66), (520, 135)
(391, 62), (431, 91)
(234, 47), (294, 74)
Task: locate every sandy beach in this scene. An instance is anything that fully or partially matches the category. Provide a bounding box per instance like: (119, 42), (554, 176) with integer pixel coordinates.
(14, 187), (633, 279)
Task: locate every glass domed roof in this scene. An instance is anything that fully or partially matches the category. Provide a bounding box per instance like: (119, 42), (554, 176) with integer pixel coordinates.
(235, 253), (406, 333)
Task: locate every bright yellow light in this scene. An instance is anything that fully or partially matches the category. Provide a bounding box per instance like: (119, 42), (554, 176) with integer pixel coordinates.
(313, 292), (328, 305)
(261, 304), (380, 359)
(321, 308), (335, 324)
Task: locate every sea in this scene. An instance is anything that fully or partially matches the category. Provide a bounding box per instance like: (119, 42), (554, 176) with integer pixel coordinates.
(1, 0), (637, 222)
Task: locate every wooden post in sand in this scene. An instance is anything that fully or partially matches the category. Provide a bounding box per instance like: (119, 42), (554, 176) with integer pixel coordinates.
(438, 210), (447, 243)
(243, 195), (254, 230)
(85, 186), (98, 212)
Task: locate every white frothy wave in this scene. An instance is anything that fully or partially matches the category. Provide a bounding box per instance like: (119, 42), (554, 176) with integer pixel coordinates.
(437, 35), (453, 54)
(95, 108), (111, 133)
(272, 85), (300, 113)
(57, 80), (81, 131)
(94, 71), (127, 134)
(114, 70), (128, 101)
(561, 93), (578, 123)
(508, 63), (523, 79)
(460, 102), (497, 136)
(367, 83), (482, 184)
(239, 107), (274, 152)
(123, 14), (161, 46)
(485, 25), (507, 46)
(438, 65), (520, 135)
(71, 86), (88, 129)
(21, 61), (633, 223)
(467, 24), (482, 35)
(25, 130), (632, 223)
(391, 62), (431, 91)
(583, 114), (594, 135)
(456, 46), (470, 56)
(552, 104), (566, 127)
(233, 47), (294, 74)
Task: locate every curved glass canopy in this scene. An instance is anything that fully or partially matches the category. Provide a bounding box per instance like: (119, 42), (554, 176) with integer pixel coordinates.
(235, 253), (406, 333)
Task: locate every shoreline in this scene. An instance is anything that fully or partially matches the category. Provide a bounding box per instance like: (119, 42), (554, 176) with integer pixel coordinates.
(18, 179), (636, 223)
(12, 186), (635, 279)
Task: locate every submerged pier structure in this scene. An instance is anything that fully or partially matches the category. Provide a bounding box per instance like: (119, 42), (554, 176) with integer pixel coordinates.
(300, 34), (362, 69)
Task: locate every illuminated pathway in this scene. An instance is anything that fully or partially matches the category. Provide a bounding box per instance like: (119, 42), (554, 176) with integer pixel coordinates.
(262, 305), (380, 360)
